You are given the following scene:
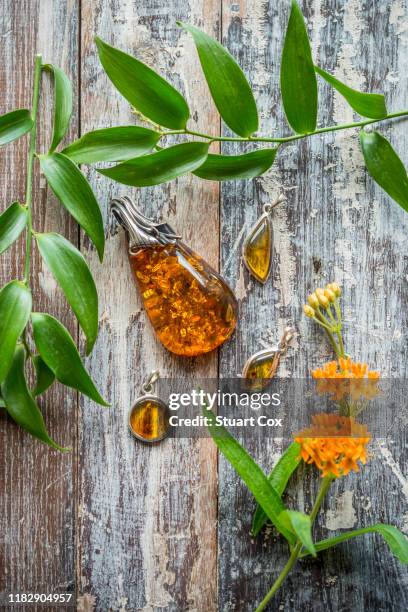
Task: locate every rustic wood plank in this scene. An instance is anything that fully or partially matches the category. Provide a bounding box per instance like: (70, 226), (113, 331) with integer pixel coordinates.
(0, 0), (79, 606)
(78, 1), (220, 609)
(219, 0), (408, 610)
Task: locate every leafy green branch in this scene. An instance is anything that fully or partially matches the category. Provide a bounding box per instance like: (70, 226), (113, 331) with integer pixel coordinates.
(49, 1), (407, 213)
(0, 54), (108, 449)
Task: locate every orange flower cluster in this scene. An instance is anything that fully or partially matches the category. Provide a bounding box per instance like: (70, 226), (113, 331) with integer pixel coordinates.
(312, 358), (380, 401)
(295, 414), (371, 478)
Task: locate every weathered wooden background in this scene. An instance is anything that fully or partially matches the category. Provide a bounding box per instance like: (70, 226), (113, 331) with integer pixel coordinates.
(1, 0), (408, 610)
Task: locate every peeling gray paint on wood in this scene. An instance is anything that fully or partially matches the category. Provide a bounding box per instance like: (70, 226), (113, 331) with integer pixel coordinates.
(0, 0), (408, 610)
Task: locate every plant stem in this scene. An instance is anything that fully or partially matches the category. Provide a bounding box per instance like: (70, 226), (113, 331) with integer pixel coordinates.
(23, 54), (42, 284)
(255, 476), (333, 611)
(162, 110), (408, 144)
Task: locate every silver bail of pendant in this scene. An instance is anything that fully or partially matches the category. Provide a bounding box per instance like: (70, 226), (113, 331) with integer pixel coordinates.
(111, 196), (181, 252)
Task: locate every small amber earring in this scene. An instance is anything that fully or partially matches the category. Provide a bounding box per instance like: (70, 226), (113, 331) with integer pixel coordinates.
(242, 194), (286, 284)
(242, 327), (295, 391)
(128, 370), (170, 443)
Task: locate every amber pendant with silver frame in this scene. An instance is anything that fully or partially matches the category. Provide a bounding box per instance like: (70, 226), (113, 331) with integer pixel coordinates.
(242, 327), (295, 391)
(242, 195), (285, 284)
(128, 371), (170, 443)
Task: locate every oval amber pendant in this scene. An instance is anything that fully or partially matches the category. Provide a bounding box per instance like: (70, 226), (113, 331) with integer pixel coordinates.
(111, 197), (238, 357)
(130, 243), (237, 356)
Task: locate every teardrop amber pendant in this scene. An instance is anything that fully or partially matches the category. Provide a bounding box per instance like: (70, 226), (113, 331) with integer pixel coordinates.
(243, 213), (272, 283)
(242, 327), (295, 391)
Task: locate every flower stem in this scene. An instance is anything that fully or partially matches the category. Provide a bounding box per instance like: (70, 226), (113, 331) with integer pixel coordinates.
(162, 110), (408, 144)
(23, 54), (42, 285)
(255, 476), (333, 611)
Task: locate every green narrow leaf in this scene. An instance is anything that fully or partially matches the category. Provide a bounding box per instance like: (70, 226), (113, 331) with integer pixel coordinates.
(98, 142), (209, 187)
(205, 408), (295, 543)
(280, 1), (318, 134)
(1, 345), (66, 451)
(0, 281), (32, 384)
(360, 131), (408, 213)
(39, 153), (105, 260)
(193, 149), (277, 181)
(0, 202), (28, 255)
(95, 37), (189, 130)
(315, 65), (387, 119)
(178, 22), (258, 137)
(35, 233), (98, 354)
(0, 109), (33, 146)
(252, 441), (301, 536)
(32, 313), (109, 406)
(301, 524), (408, 564)
(62, 126), (161, 164)
(32, 355), (55, 396)
(43, 64), (73, 152)
(283, 510), (316, 557)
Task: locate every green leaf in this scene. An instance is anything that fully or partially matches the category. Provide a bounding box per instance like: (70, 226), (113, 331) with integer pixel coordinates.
(32, 355), (55, 396)
(0, 281), (32, 384)
(205, 408), (295, 543)
(32, 313), (109, 406)
(98, 142), (209, 187)
(193, 149), (277, 180)
(302, 524), (408, 564)
(62, 126), (161, 164)
(43, 65), (73, 152)
(1, 345), (67, 451)
(95, 37), (189, 130)
(178, 22), (258, 137)
(360, 131), (408, 213)
(252, 441), (301, 536)
(0, 202), (28, 255)
(280, 1), (318, 134)
(283, 510), (316, 557)
(39, 153), (105, 260)
(0, 109), (33, 146)
(35, 233), (98, 354)
(315, 65), (387, 119)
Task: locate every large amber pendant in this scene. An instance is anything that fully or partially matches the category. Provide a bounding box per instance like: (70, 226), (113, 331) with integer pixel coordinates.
(111, 197), (238, 357)
(242, 196), (285, 284)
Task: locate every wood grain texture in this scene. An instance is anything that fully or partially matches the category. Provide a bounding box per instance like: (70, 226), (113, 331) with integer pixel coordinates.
(0, 0), (79, 606)
(219, 0), (408, 610)
(78, 0), (220, 609)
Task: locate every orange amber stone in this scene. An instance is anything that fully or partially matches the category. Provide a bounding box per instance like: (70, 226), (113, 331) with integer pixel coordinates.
(243, 215), (272, 283)
(130, 242), (238, 356)
(129, 399), (169, 442)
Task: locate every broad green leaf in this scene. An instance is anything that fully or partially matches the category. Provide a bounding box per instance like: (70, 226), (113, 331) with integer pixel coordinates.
(194, 149), (277, 180)
(301, 524), (408, 564)
(43, 64), (73, 152)
(315, 65), (387, 119)
(178, 22), (258, 137)
(0, 202), (28, 255)
(282, 510), (316, 557)
(36, 233), (98, 354)
(252, 441), (301, 536)
(98, 142), (209, 187)
(32, 355), (55, 396)
(0, 109), (33, 146)
(39, 153), (105, 260)
(32, 313), (109, 406)
(360, 131), (408, 213)
(1, 345), (66, 451)
(0, 391), (5, 407)
(205, 408), (295, 543)
(280, 1), (317, 134)
(0, 281), (32, 384)
(62, 126), (161, 164)
(95, 37), (189, 130)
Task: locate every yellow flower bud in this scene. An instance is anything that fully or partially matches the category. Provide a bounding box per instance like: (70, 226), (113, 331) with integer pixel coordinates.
(324, 288), (335, 302)
(317, 294), (329, 309)
(330, 282), (341, 297)
(303, 304), (315, 317)
(315, 287), (325, 297)
(308, 293), (320, 309)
